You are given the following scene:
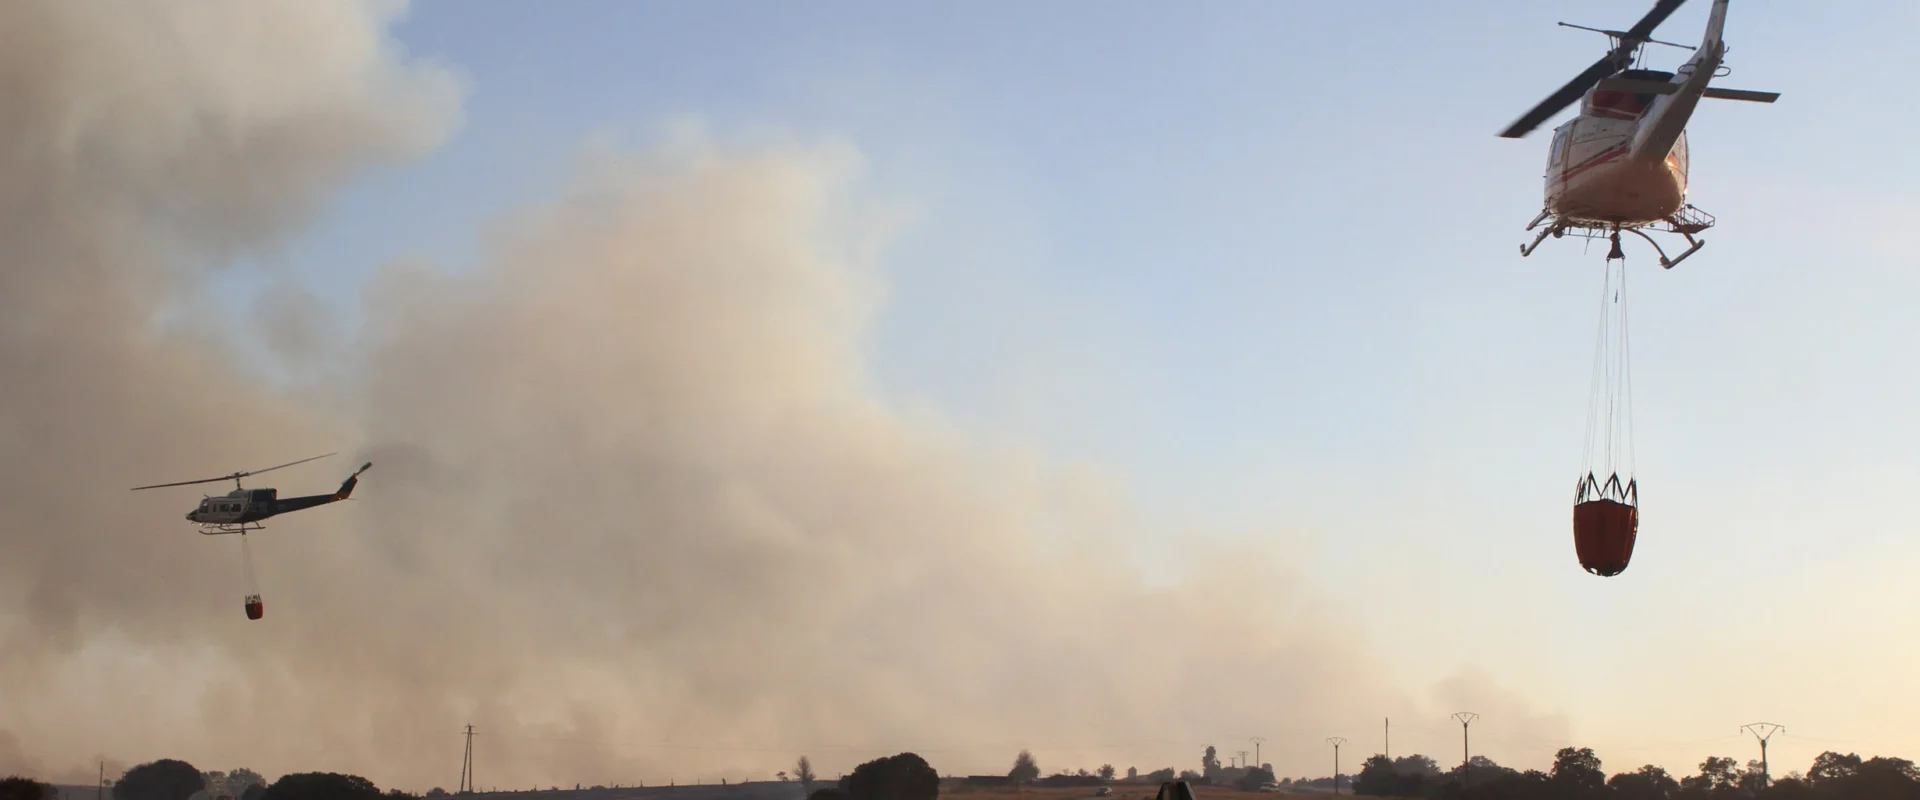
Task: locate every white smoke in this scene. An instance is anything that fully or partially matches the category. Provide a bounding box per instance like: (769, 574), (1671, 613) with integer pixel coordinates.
(0, 0), (1552, 792)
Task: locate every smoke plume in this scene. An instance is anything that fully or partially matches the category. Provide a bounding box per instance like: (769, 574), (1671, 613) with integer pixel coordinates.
(0, 0), (1507, 791)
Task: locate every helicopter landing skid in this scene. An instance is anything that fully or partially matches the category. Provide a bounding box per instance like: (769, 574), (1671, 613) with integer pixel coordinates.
(1518, 204), (1714, 269)
(200, 522), (266, 536)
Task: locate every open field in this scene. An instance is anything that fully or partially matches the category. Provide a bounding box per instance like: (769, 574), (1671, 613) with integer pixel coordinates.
(5, 781), (1333, 800)
(943, 786), (1328, 800)
(424, 783), (1329, 800)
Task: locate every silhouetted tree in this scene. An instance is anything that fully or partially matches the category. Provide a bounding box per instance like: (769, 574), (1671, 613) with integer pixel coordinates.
(1676, 756), (1743, 800)
(1552, 747), (1609, 800)
(1355, 755), (1393, 795)
(1397, 756), (1444, 778)
(1099, 765), (1116, 781)
(796, 756), (817, 790)
(114, 759), (205, 800)
(1779, 751), (1920, 800)
(840, 753), (937, 800)
(1806, 752), (1862, 790)
(1236, 767), (1278, 792)
(1009, 750), (1040, 784)
(1848, 756), (1920, 800)
(0, 775), (54, 800)
(240, 786), (266, 800)
(1704, 756), (1743, 792)
(1757, 776), (1816, 800)
(260, 772), (382, 800)
(1451, 755), (1521, 789)
(1609, 764), (1681, 800)
(223, 769), (266, 798)
(199, 768), (266, 800)
(1203, 747), (1223, 780)
(1357, 755), (1424, 797)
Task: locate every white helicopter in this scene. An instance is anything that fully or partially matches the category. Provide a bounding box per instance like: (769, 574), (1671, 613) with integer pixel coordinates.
(131, 452), (369, 621)
(1501, 0), (1779, 267)
(132, 452), (371, 535)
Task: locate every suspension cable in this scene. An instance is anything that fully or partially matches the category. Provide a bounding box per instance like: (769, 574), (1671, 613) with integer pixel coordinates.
(240, 532), (261, 598)
(1580, 251), (1636, 503)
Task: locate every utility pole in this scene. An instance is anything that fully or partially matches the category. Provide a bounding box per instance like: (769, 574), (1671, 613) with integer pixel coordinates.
(1385, 718), (1391, 760)
(1238, 751), (1250, 771)
(1252, 737), (1266, 771)
(98, 761), (104, 800)
(1328, 737), (1347, 795)
(1743, 723), (1785, 790)
(1453, 712), (1479, 785)
(459, 725), (476, 795)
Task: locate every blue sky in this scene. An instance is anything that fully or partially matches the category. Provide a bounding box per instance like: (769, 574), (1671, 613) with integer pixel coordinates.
(227, 0), (1920, 771)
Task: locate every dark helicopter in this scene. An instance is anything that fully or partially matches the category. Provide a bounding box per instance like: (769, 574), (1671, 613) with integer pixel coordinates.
(132, 452), (372, 535)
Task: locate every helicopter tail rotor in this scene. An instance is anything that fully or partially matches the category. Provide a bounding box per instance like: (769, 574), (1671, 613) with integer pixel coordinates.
(332, 462), (373, 500)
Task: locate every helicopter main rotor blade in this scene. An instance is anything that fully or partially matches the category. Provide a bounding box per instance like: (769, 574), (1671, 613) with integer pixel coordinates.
(1498, 0), (1689, 139)
(130, 452), (337, 491)
(236, 452), (336, 479)
(131, 475), (239, 491)
(1498, 55), (1627, 139)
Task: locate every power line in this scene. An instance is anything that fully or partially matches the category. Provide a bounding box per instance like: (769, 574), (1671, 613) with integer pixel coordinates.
(459, 725), (476, 795)
(1328, 738), (1347, 795)
(1743, 723), (1785, 790)
(1454, 713), (1480, 784)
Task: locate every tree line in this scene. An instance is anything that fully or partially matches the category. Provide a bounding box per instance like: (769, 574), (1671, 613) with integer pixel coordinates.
(0, 758), (418, 800)
(1350, 747), (1920, 800)
(8, 743), (1916, 800)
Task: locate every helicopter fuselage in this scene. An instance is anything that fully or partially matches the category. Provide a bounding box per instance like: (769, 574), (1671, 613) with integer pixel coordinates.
(187, 488), (280, 529)
(1542, 78), (1690, 227)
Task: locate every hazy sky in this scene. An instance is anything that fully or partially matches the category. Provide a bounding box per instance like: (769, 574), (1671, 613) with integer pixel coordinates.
(4, 0), (1918, 793)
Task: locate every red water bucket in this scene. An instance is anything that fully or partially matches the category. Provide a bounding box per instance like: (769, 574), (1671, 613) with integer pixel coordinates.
(244, 595), (265, 621)
(1572, 498), (1637, 577)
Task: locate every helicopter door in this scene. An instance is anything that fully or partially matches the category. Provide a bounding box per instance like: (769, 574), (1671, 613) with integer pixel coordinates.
(1549, 127), (1571, 182)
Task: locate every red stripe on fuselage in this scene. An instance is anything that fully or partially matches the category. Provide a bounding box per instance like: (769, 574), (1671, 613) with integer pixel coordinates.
(1563, 145), (1629, 182)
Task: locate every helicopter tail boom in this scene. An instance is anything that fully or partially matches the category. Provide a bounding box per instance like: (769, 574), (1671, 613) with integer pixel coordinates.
(259, 462), (372, 516)
(1628, 0), (1734, 167)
